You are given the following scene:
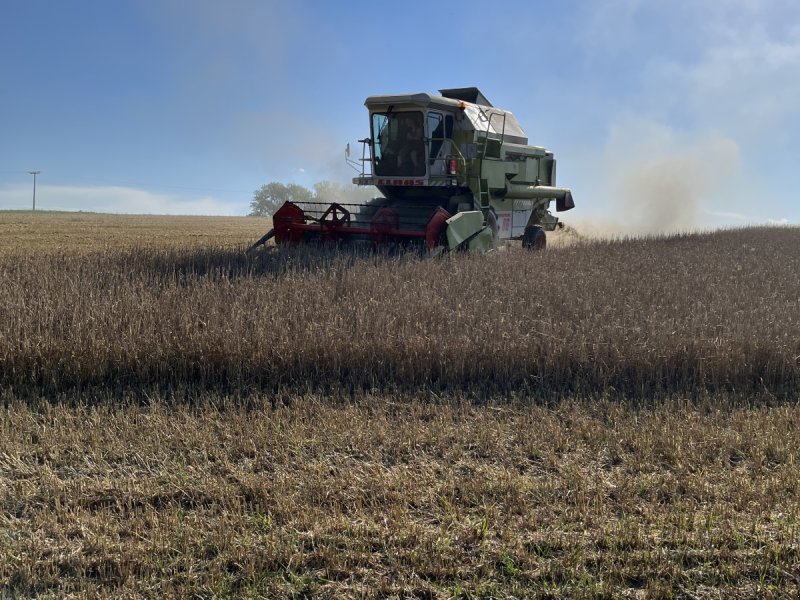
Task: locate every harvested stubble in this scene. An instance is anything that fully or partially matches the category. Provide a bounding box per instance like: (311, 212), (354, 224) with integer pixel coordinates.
(0, 224), (798, 399)
(2, 396), (800, 598)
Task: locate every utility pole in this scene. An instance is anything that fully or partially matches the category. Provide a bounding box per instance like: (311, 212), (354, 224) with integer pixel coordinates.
(28, 171), (40, 211)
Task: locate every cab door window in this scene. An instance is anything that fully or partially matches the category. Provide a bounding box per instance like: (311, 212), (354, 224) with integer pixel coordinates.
(428, 111), (454, 174)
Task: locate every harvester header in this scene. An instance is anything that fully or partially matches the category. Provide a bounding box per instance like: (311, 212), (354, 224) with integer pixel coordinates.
(252, 87), (574, 253)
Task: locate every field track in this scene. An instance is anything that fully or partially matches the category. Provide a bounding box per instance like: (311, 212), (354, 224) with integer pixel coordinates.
(1, 211), (799, 598)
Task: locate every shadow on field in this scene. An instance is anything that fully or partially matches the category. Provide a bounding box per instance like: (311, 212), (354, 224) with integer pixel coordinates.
(6, 347), (798, 408)
(99, 244), (423, 282)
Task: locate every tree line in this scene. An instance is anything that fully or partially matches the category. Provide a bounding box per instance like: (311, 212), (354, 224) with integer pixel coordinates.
(249, 181), (378, 216)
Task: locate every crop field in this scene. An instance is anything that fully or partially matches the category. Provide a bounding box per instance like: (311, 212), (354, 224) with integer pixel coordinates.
(0, 211), (268, 253)
(1, 211), (799, 598)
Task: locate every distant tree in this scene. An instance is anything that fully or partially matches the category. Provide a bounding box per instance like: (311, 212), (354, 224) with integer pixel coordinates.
(312, 180), (346, 204)
(249, 180), (379, 217)
(249, 182), (314, 216)
(313, 180), (379, 204)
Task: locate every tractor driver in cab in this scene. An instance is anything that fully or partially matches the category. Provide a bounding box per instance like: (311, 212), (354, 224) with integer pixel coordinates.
(395, 113), (425, 176)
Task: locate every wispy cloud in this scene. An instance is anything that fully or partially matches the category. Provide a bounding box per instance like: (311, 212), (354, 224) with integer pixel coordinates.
(704, 209), (750, 222)
(0, 185), (244, 215)
(676, 25), (800, 137)
(655, 2), (800, 136)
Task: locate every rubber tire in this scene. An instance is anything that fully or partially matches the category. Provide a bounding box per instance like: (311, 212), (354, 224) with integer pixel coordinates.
(522, 225), (546, 250)
(485, 209), (499, 248)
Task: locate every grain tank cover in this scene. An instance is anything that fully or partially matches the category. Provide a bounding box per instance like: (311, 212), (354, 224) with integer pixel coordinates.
(461, 105), (528, 145)
(439, 87), (493, 106)
(442, 87), (528, 145)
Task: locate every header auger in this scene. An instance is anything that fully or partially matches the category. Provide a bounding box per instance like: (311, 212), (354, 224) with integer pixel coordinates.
(251, 87), (574, 254)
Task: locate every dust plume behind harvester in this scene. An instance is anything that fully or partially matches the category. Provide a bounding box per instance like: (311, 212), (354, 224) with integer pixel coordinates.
(251, 87), (575, 253)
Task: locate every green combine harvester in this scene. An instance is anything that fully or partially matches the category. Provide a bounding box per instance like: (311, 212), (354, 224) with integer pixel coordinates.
(253, 87), (574, 253)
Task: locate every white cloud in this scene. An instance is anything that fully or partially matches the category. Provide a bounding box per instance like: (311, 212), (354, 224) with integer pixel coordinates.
(0, 184), (244, 215)
(633, 2), (800, 139)
(682, 37), (800, 135)
(704, 209), (749, 222)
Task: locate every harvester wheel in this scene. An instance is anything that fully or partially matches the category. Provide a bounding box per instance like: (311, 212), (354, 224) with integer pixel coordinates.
(318, 202), (352, 243)
(522, 225), (546, 250)
(424, 207), (452, 252)
(320, 202), (351, 228)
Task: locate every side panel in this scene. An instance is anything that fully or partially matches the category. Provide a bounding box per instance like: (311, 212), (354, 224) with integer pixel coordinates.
(495, 205), (534, 239)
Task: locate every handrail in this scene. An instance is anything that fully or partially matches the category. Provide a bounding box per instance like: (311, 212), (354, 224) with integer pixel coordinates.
(480, 111), (507, 160)
(346, 138), (373, 177)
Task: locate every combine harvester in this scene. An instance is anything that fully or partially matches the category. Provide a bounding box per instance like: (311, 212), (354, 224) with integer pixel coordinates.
(252, 87), (574, 253)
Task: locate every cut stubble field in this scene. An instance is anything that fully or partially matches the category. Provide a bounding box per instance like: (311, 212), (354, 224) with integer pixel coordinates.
(1, 211), (799, 598)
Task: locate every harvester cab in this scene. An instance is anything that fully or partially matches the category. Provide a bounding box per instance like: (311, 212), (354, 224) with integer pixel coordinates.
(253, 87), (574, 253)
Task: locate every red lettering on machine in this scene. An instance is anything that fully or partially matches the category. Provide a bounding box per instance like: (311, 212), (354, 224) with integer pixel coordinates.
(375, 178), (424, 186)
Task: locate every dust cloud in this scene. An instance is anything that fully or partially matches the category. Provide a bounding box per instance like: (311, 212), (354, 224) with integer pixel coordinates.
(562, 123), (742, 239)
(613, 135), (739, 233)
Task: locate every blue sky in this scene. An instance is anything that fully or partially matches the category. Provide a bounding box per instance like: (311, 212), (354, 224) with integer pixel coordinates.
(2, 0), (798, 232)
